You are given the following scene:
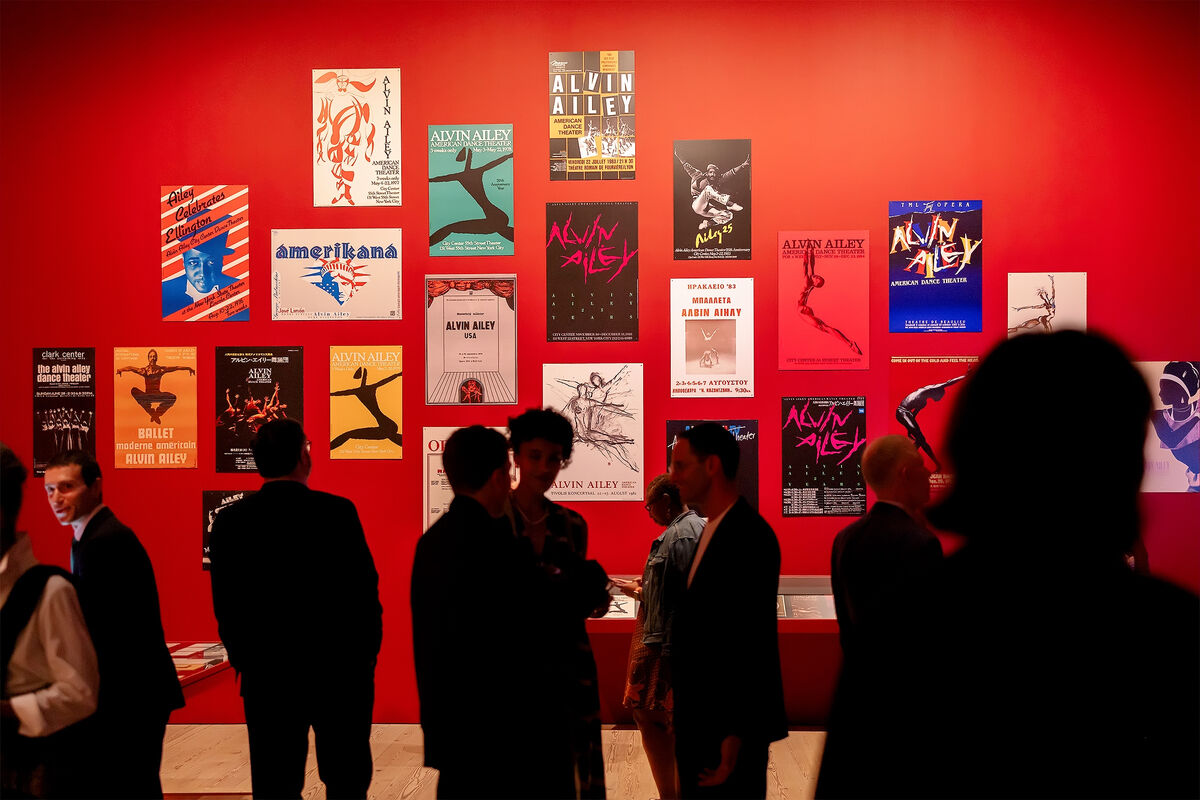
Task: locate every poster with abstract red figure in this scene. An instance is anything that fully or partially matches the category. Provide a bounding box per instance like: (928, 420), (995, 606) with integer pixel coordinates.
(781, 396), (867, 516)
(888, 356), (979, 495)
(313, 68), (400, 207)
(1136, 361), (1200, 493)
(425, 276), (517, 405)
(161, 185), (249, 321)
(778, 232), (869, 370)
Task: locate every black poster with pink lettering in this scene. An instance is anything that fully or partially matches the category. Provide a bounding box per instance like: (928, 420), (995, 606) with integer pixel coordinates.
(545, 201), (639, 342)
(781, 395), (867, 517)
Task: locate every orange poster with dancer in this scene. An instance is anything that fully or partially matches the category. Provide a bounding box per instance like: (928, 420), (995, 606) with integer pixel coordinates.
(113, 346), (198, 469)
(329, 346), (403, 460)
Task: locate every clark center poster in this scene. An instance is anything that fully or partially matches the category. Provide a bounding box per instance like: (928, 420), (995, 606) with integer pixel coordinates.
(32, 348), (95, 476)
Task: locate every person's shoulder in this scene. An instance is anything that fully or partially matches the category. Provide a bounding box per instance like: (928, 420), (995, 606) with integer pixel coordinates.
(306, 487), (357, 511)
(1129, 574), (1200, 621)
(670, 511), (705, 541)
(548, 499), (586, 527)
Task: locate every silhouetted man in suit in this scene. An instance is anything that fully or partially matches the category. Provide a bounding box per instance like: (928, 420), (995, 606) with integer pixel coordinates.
(209, 419), (382, 799)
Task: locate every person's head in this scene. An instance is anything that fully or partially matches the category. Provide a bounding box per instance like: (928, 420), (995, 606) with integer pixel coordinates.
(508, 408), (574, 496)
(861, 435), (931, 513)
(251, 419), (311, 481)
(705, 164), (718, 182)
(2, 443), (27, 554)
(1159, 361), (1200, 408)
(43, 450), (103, 526)
(182, 246), (221, 293)
(644, 473), (683, 527)
(670, 423), (739, 508)
(147, 348), (158, 365)
(442, 426), (511, 516)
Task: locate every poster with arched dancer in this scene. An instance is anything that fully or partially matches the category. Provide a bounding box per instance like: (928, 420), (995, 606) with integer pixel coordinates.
(429, 125), (513, 255)
(888, 355), (978, 496)
(329, 347), (403, 460)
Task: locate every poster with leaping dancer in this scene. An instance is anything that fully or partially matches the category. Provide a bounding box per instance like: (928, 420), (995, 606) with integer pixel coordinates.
(330, 347), (403, 460)
(429, 125), (513, 255)
(33, 348), (95, 476)
(888, 356), (978, 495)
(313, 69), (400, 207)
(1136, 361), (1200, 493)
(215, 348), (304, 473)
(113, 347), (197, 469)
(673, 139), (751, 260)
(670, 279), (754, 397)
(778, 232), (869, 370)
(1007, 272), (1087, 337)
(543, 363), (643, 501)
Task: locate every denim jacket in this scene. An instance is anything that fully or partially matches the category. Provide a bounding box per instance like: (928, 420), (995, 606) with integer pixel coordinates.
(641, 510), (704, 653)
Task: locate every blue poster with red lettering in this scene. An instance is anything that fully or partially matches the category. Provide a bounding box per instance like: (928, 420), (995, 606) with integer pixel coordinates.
(888, 200), (982, 332)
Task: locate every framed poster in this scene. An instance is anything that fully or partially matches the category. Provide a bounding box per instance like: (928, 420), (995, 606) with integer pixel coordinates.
(546, 202), (638, 342)
(888, 200), (983, 332)
(425, 276), (516, 405)
(33, 348), (95, 476)
(215, 347), (303, 473)
(670, 278), (754, 398)
(313, 68), (400, 206)
(329, 347), (403, 460)
(549, 50), (635, 180)
(1136, 361), (1200, 493)
(202, 490), (255, 570)
(782, 396), (867, 517)
(161, 185), (249, 322)
(272, 229), (402, 320)
(113, 347), (197, 469)
(429, 124), (514, 255)
(673, 139), (751, 260)
(778, 232), (868, 370)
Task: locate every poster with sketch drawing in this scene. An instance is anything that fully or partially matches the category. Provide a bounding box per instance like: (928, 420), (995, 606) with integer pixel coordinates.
(543, 363), (643, 501)
(1135, 361), (1200, 493)
(670, 279), (754, 397)
(1006, 272), (1086, 337)
(425, 276), (517, 404)
(313, 68), (400, 207)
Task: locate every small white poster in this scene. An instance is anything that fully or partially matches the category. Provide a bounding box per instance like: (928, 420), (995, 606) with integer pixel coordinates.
(1007, 272), (1087, 336)
(1136, 361), (1200, 493)
(272, 229), (401, 320)
(423, 425), (512, 530)
(670, 278), (754, 398)
(425, 276), (517, 404)
(313, 68), (400, 207)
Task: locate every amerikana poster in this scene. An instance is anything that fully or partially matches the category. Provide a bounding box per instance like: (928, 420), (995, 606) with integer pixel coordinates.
(33, 348), (95, 476)
(543, 363), (643, 501)
(673, 140), (751, 260)
(670, 278), (754, 397)
(330, 347), (403, 460)
(113, 347), (197, 469)
(546, 202), (638, 342)
(272, 229), (402, 320)
(1136, 361), (1200, 493)
(1007, 272), (1087, 336)
(666, 419), (759, 508)
(782, 396), (867, 516)
(215, 348), (304, 473)
(313, 68), (400, 206)
(161, 185), (249, 322)
(425, 276), (516, 404)
(888, 355), (978, 494)
(429, 125), (513, 256)
(202, 490), (255, 570)
(778, 232), (869, 370)
(888, 200), (983, 332)
(549, 51), (635, 181)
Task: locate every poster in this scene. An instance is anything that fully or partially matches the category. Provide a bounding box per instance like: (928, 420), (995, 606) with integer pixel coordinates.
(215, 348), (304, 473)
(161, 185), (249, 322)
(548, 50), (635, 181)
(313, 68), (400, 206)
(32, 348), (95, 476)
(1007, 272), (1087, 336)
(272, 228), (402, 320)
(666, 419), (759, 508)
(781, 396), (867, 516)
(543, 363), (643, 501)
(670, 278), (754, 397)
(888, 356), (978, 494)
(113, 347), (197, 469)
(784, 594), (837, 619)
(546, 202), (638, 342)
(1136, 361), (1200, 493)
(425, 276), (516, 404)
(202, 490), (255, 570)
(673, 139), (751, 260)
(778, 232), (869, 370)
(422, 425), (512, 530)
(429, 124), (514, 255)
(330, 347), (403, 460)
(888, 200), (983, 332)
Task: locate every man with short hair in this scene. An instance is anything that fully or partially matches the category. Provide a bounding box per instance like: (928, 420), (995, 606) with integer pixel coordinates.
(209, 419), (382, 799)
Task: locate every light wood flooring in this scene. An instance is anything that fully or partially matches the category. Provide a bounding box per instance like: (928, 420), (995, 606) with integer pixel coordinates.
(161, 724), (826, 800)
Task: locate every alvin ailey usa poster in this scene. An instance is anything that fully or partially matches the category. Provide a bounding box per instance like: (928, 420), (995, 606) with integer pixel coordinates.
(781, 396), (867, 517)
(888, 200), (982, 332)
(549, 50), (634, 181)
(673, 139), (751, 260)
(32, 348), (95, 476)
(113, 347), (197, 469)
(1136, 361), (1200, 493)
(429, 125), (513, 256)
(272, 229), (402, 320)
(161, 185), (249, 322)
(422, 426), (512, 530)
(670, 278), (754, 398)
(202, 490), (255, 570)
(543, 363), (643, 501)
(778, 232), (869, 370)
(313, 68), (400, 206)
(215, 347), (303, 473)
(546, 202), (638, 342)
(888, 355), (978, 495)
(330, 347), (403, 460)
(666, 419), (759, 509)
(1007, 272), (1087, 337)
(425, 276), (516, 405)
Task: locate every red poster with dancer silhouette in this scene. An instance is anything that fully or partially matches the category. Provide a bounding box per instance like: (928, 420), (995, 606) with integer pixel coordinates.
(888, 356), (978, 495)
(113, 346), (198, 469)
(329, 347), (403, 460)
(778, 231), (869, 370)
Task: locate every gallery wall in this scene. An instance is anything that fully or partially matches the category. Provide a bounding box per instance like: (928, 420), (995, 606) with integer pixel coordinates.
(1, 0), (1197, 723)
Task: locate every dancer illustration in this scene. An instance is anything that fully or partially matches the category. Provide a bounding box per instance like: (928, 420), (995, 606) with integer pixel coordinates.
(557, 368), (639, 471)
(698, 327), (720, 369)
(1150, 361), (1200, 492)
(1009, 274), (1057, 334)
(116, 349), (195, 425)
(797, 245), (862, 355)
(896, 374), (968, 470)
(313, 71), (378, 206)
(329, 367), (403, 451)
(429, 147), (515, 246)
(676, 150), (749, 231)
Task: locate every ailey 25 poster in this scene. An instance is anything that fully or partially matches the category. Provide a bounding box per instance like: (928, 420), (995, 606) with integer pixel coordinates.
(546, 202), (638, 342)
(778, 232), (869, 370)
(673, 140), (751, 260)
(113, 347), (197, 469)
(781, 396), (867, 516)
(425, 276), (516, 404)
(549, 51), (635, 181)
(670, 279), (754, 398)
(888, 200), (982, 332)
(272, 229), (402, 320)
(313, 68), (400, 206)
(161, 185), (249, 322)
(429, 124), (513, 256)
(215, 347), (304, 473)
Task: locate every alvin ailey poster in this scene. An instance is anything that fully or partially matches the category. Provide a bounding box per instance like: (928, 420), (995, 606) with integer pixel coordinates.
(272, 229), (402, 320)
(161, 185), (249, 322)
(670, 279), (754, 398)
(422, 426), (513, 530)
(429, 125), (513, 256)
(330, 347), (403, 460)
(1007, 272), (1087, 337)
(202, 490), (255, 570)
(778, 232), (869, 370)
(781, 396), (867, 517)
(1136, 361), (1200, 493)
(113, 347), (197, 469)
(673, 139), (751, 260)
(888, 200), (983, 332)
(313, 68), (400, 206)
(543, 363), (643, 501)
(549, 51), (634, 181)
(32, 348), (95, 476)
(215, 348), (303, 473)
(425, 276), (516, 405)
(546, 202), (638, 342)
(888, 355), (978, 495)
(666, 419), (759, 509)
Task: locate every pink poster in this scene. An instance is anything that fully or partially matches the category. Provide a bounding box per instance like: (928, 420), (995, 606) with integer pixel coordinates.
(778, 231), (869, 370)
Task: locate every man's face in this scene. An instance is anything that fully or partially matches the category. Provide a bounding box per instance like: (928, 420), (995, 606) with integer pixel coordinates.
(147, 350), (158, 366)
(44, 464), (102, 525)
(669, 439), (710, 508)
(183, 248), (218, 292)
(706, 166), (718, 181)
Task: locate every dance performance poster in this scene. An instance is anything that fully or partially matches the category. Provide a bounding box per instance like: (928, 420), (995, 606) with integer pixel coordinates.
(425, 276), (517, 405)
(666, 419), (759, 508)
(113, 347), (197, 469)
(32, 348), (95, 476)
(429, 125), (514, 256)
(161, 185), (249, 322)
(546, 202), (638, 342)
(330, 347), (403, 460)
(888, 200), (983, 332)
(215, 348), (304, 473)
(888, 356), (978, 494)
(1007, 272), (1087, 337)
(1136, 361), (1200, 493)
(202, 490), (256, 570)
(272, 228), (402, 320)
(781, 396), (867, 517)
(423, 425), (512, 530)
(669, 279), (754, 397)
(784, 594), (837, 619)
(549, 51), (635, 181)
(778, 232), (869, 370)
(543, 363), (643, 501)
(673, 140), (751, 260)
(313, 68), (400, 207)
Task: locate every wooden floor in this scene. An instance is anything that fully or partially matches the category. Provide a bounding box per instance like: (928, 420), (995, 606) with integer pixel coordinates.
(161, 724), (826, 800)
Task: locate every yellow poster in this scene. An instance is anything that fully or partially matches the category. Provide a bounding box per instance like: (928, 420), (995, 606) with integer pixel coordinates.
(113, 346), (198, 469)
(329, 346), (403, 460)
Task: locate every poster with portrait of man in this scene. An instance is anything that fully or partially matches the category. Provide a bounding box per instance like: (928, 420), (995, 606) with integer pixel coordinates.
(161, 185), (249, 321)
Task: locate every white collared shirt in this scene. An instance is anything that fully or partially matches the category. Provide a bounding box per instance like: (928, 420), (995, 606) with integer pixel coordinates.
(70, 503), (106, 542)
(687, 498), (736, 588)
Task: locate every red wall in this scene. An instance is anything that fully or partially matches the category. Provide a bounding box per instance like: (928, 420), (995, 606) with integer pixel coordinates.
(2, 1), (1197, 723)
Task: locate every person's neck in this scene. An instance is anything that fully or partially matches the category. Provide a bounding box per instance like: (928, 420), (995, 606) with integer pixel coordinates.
(700, 485), (739, 519)
(874, 490), (917, 519)
(461, 489), (502, 518)
(512, 484), (544, 515)
(263, 471), (307, 486)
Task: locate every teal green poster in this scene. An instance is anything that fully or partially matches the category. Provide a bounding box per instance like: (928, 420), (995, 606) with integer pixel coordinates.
(428, 124), (514, 256)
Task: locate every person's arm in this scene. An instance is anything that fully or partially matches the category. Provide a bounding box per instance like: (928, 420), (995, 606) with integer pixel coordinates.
(373, 371), (403, 388)
(660, 523), (701, 656)
(676, 151), (701, 179)
(160, 365), (196, 375)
